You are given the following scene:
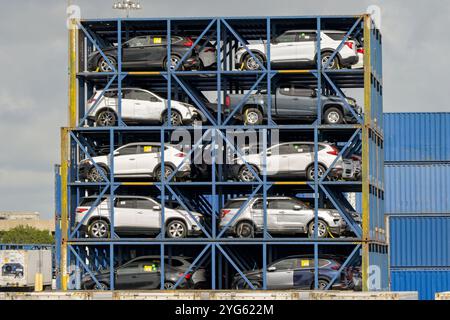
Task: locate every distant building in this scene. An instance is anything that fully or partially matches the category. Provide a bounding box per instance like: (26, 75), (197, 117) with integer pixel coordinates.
(0, 212), (54, 233)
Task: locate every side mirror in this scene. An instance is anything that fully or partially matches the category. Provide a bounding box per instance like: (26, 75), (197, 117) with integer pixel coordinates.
(113, 151), (120, 156)
(311, 90), (317, 98)
(293, 205), (301, 211)
(266, 151), (272, 157)
(153, 205), (161, 211)
(267, 266), (277, 272)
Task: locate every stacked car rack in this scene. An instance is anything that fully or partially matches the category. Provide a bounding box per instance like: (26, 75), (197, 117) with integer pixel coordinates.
(56, 15), (385, 291)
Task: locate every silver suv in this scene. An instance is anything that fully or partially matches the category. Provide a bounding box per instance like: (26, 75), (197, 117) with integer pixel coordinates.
(75, 195), (204, 239)
(220, 196), (348, 238)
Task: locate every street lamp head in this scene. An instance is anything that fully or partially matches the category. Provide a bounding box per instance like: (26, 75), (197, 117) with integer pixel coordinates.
(113, 0), (142, 17)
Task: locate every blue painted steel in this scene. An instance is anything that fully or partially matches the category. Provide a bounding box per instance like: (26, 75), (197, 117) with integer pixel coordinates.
(391, 269), (450, 300)
(390, 216), (450, 268)
(384, 113), (450, 163)
(385, 164), (450, 213)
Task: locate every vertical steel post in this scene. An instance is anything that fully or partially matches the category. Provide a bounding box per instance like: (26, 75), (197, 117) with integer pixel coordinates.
(60, 128), (69, 290)
(362, 14), (372, 291)
(68, 19), (78, 127)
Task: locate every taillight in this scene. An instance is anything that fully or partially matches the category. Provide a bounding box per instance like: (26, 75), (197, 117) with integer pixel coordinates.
(344, 41), (354, 49)
(327, 146), (339, 156)
(183, 37), (194, 47)
(225, 96), (231, 108)
(221, 209), (231, 218)
(179, 272), (192, 280)
(76, 208), (88, 214)
(174, 153), (186, 158)
(331, 264), (341, 270)
(357, 48), (364, 54)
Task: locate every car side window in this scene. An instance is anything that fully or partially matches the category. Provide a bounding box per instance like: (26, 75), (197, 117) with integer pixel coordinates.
(294, 258), (314, 269)
(279, 87), (292, 96)
(150, 36), (167, 45)
(103, 90), (118, 98)
(272, 259), (296, 270)
(165, 259), (184, 267)
(126, 90), (153, 101)
(292, 144), (313, 153)
(276, 32), (297, 43)
(268, 200), (295, 210)
(116, 146), (137, 156)
(127, 36), (150, 48)
(252, 200), (265, 210)
(140, 260), (161, 272)
(115, 198), (137, 209)
(292, 88), (313, 97)
(298, 32), (316, 42)
(136, 198), (158, 210)
(269, 144), (294, 155)
(121, 261), (140, 270)
(137, 145), (161, 154)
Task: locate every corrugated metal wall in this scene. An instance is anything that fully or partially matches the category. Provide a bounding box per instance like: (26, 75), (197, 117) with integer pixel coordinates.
(384, 113), (450, 300)
(384, 113), (450, 162)
(391, 270), (450, 300)
(385, 164), (450, 213)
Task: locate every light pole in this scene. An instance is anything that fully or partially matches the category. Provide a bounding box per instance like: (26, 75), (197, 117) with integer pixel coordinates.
(113, 0), (142, 18)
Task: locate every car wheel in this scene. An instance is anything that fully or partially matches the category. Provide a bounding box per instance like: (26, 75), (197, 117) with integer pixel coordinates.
(164, 55), (183, 71)
(154, 165), (175, 181)
(164, 281), (176, 290)
(244, 52), (264, 70)
(324, 107), (344, 125)
(238, 165), (259, 182)
(87, 166), (108, 182)
(93, 282), (109, 290)
(306, 164), (327, 181)
(243, 107), (263, 125)
(97, 56), (116, 72)
(244, 281), (261, 289)
(163, 110), (183, 126)
(321, 52), (340, 70)
(88, 220), (110, 238)
(317, 279), (330, 290)
(236, 221), (255, 238)
(308, 219), (329, 238)
(96, 110), (117, 127)
(166, 220), (187, 238)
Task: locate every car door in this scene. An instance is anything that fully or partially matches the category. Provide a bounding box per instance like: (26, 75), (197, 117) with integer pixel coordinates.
(291, 87), (318, 117)
(293, 258), (315, 289)
(134, 144), (161, 175)
(130, 89), (165, 121)
(268, 199), (305, 232)
(266, 143), (292, 176)
(114, 197), (138, 232)
(116, 259), (160, 289)
(275, 87), (301, 117)
(266, 258), (296, 289)
(271, 31), (299, 64)
(122, 36), (153, 69)
(296, 32), (317, 62)
(112, 145), (138, 175)
(134, 198), (161, 234)
(287, 143), (314, 174)
(250, 199), (270, 230)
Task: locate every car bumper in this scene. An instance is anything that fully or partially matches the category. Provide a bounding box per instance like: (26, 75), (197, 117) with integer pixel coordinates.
(184, 57), (201, 70)
(340, 55), (359, 67)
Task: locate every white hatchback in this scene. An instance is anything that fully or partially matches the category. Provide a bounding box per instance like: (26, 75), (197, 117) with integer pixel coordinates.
(79, 142), (191, 182)
(75, 195), (204, 238)
(86, 88), (206, 126)
(232, 142), (343, 182)
(236, 30), (358, 70)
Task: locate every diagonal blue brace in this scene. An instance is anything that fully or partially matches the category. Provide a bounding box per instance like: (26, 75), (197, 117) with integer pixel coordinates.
(69, 245), (103, 289)
(173, 244), (211, 289)
(216, 244), (255, 290)
(324, 244), (361, 290)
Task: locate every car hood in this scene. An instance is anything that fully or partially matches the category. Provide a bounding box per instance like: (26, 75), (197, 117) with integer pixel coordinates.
(89, 46), (117, 57)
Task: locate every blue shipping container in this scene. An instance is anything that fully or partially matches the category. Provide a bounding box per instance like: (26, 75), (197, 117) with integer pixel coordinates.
(385, 164), (450, 213)
(389, 216), (450, 267)
(384, 113), (450, 162)
(391, 269), (450, 300)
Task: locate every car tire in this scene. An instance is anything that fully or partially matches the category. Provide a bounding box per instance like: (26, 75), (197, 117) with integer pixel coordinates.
(321, 52), (340, 70)
(166, 220), (187, 238)
(164, 281), (176, 290)
(307, 219), (329, 239)
(323, 107), (344, 125)
(243, 52), (265, 70)
(235, 221), (255, 238)
(96, 110), (117, 127)
(154, 165), (175, 181)
(164, 55), (183, 71)
(92, 282), (109, 290)
(97, 56), (116, 72)
(162, 110), (183, 126)
(244, 280), (261, 289)
(243, 107), (263, 125)
(238, 165), (259, 182)
(306, 164), (327, 181)
(88, 219), (110, 238)
(317, 278), (330, 290)
(87, 165), (109, 182)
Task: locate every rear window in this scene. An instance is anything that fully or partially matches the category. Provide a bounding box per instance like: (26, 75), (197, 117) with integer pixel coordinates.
(326, 32), (346, 41)
(225, 200), (246, 209)
(79, 197), (105, 207)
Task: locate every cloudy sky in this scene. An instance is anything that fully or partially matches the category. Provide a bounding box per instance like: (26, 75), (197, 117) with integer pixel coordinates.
(0, 0), (448, 219)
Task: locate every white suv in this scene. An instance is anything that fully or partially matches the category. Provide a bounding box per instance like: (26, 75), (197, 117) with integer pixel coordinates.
(86, 88), (206, 126)
(79, 142), (191, 182)
(75, 195), (204, 238)
(230, 142), (343, 182)
(236, 30), (358, 70)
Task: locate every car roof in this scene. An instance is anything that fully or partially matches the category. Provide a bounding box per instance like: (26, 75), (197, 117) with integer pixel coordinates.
(284, 29), (347, 33)
(276, 254), (341, 261)
(128, 255), (192, 261)
(227, 196), (295, 201)
(82, 195), (156, 200)
(119, 142), (163, 147)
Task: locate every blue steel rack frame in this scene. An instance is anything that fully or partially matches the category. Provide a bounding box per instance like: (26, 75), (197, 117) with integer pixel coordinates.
(58, 15), (385, 291)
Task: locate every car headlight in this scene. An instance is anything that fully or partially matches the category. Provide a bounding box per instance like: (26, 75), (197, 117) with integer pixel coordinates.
(330, 211), (341, 218)
(80, 159), (92, 165)
(346, 98), (356, 106)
